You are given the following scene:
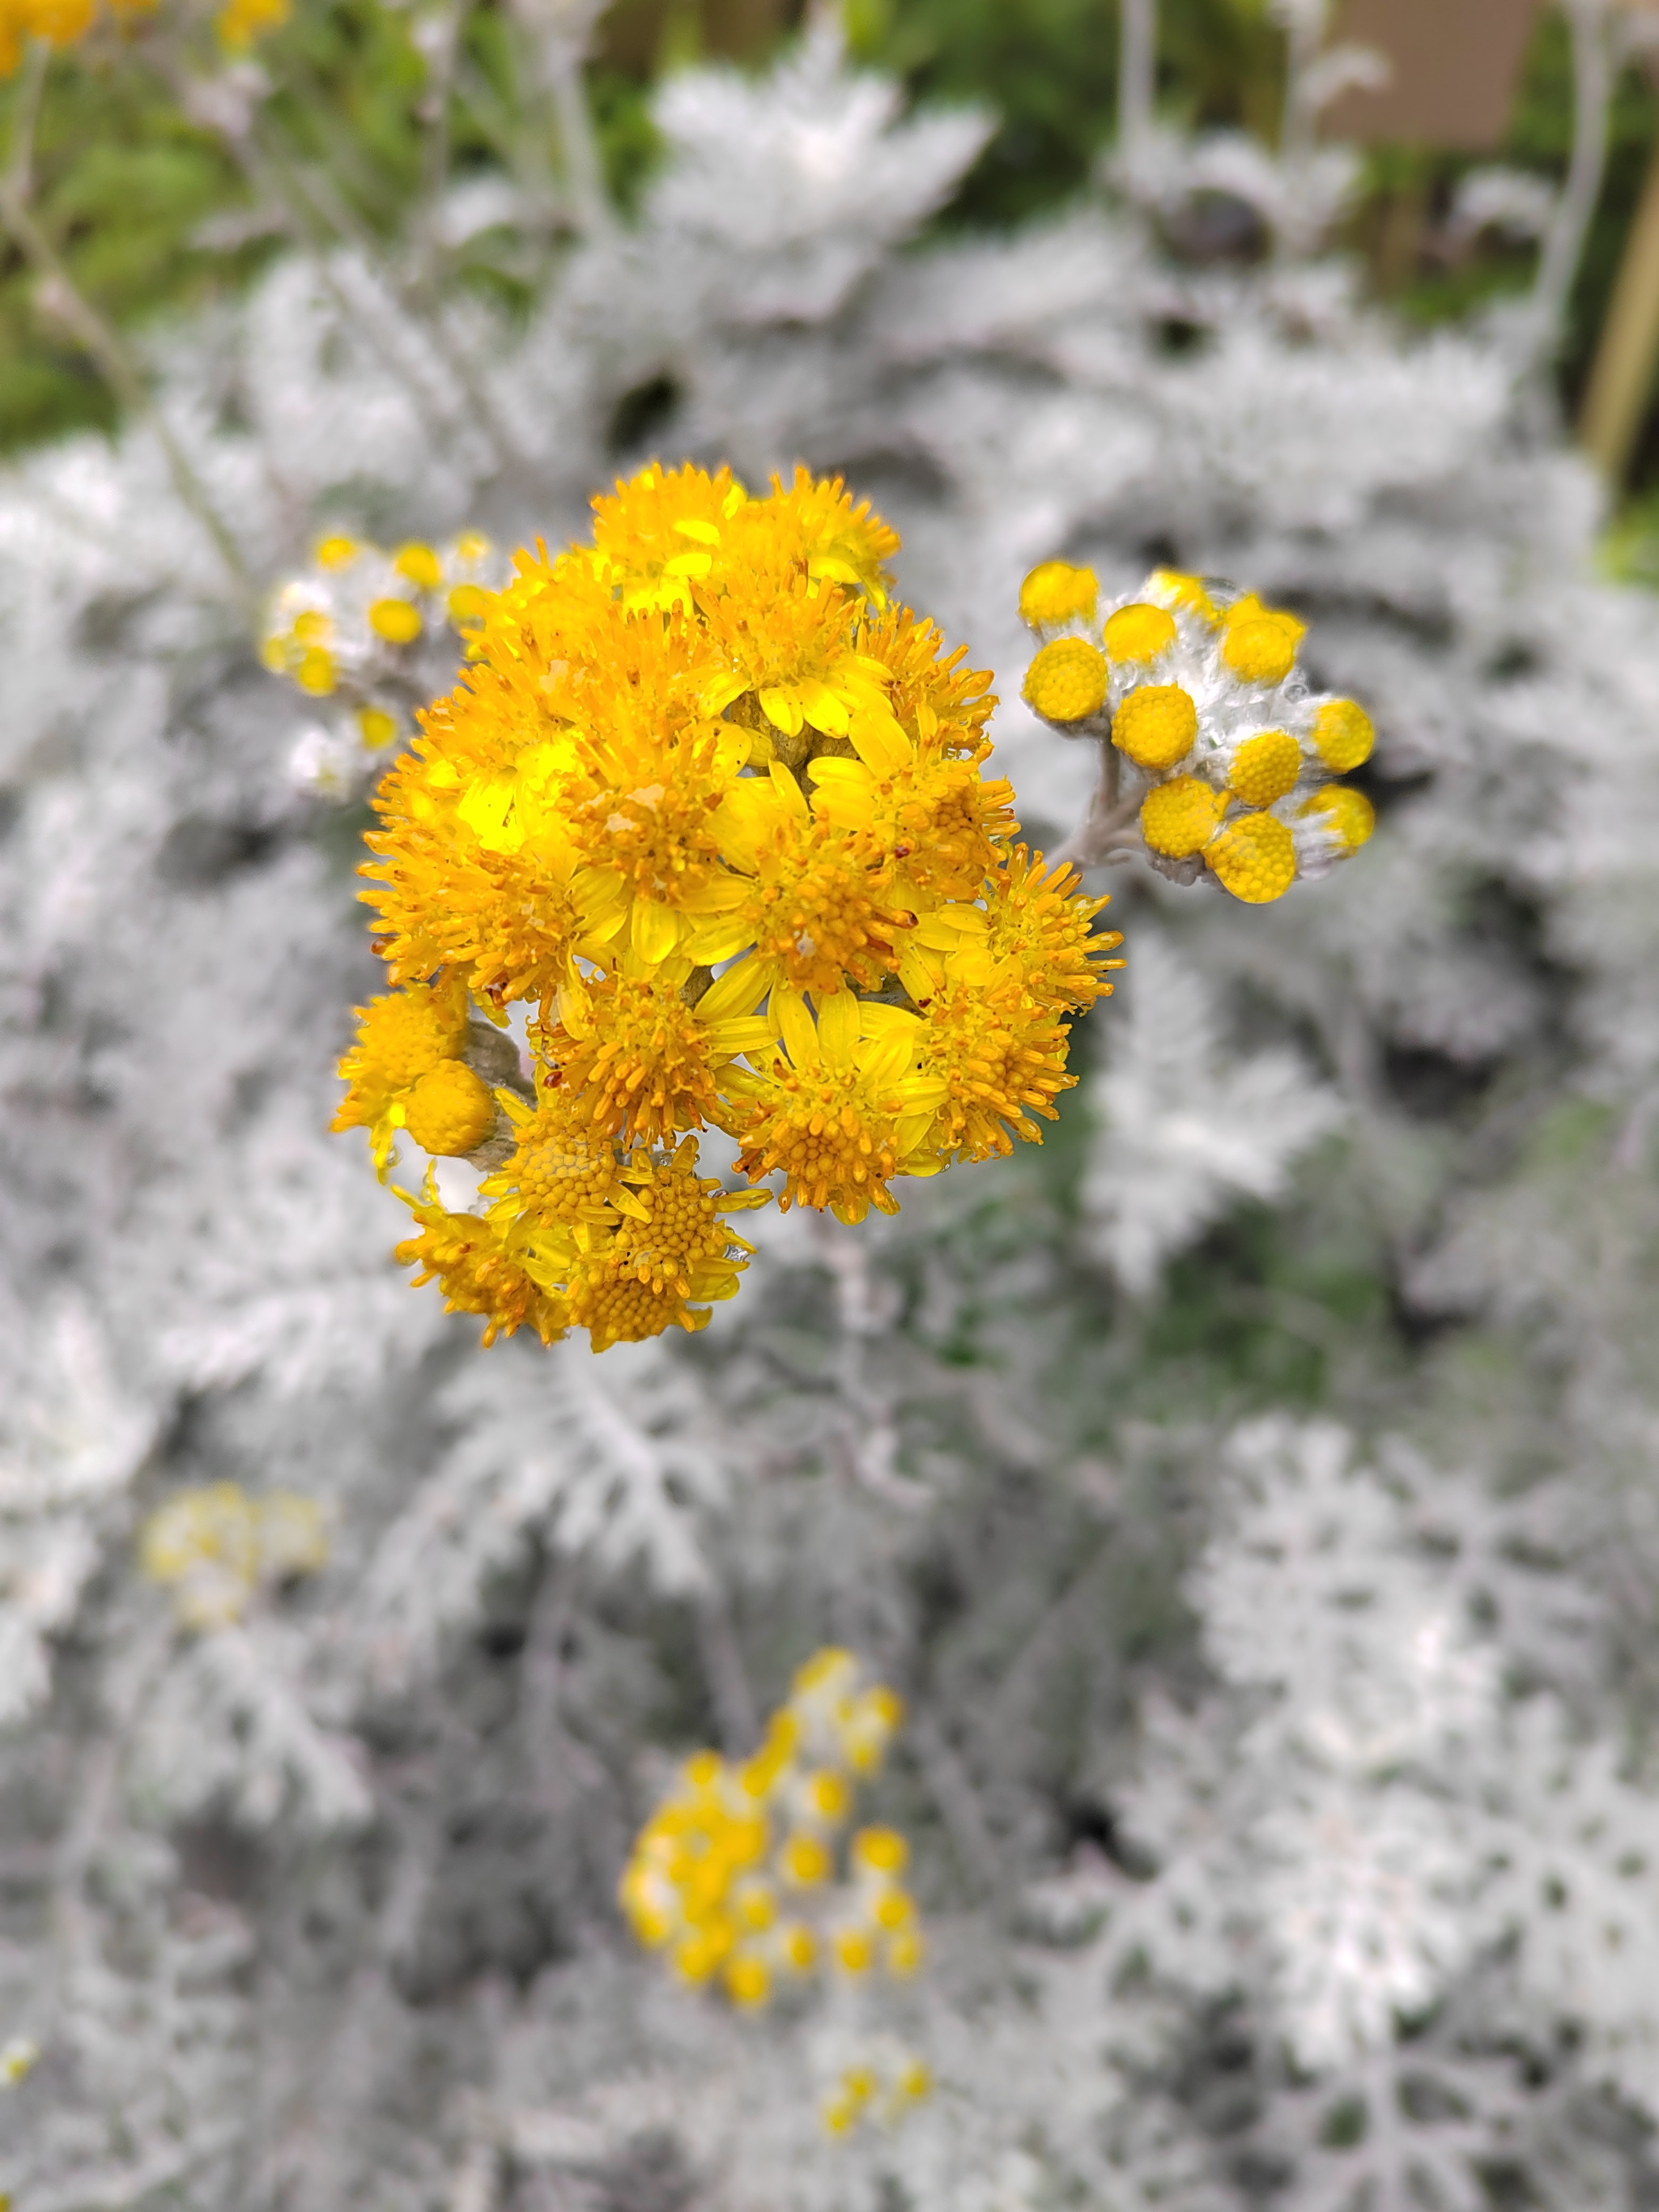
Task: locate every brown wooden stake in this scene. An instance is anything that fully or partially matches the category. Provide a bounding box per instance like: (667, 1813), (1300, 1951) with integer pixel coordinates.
(1581, 131), (1659, 482)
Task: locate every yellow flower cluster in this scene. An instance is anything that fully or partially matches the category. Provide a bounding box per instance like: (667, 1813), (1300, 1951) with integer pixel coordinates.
(619, 1648), (921, 2009)
(0, 2035), (37, 2090)
(138, 1483), (330, 1631)
(342, 465), (1121, 1350)
(821, 2038), (933, 2137)
(264, 531), (500, 780)
(0, 0), (150, 73)
(1020, 563), (1376, 903)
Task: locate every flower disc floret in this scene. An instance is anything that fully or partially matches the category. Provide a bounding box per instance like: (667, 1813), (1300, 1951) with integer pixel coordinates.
(1220, 595), (1305, 685)
(1113, 683), (1198, 772)
(1023, 637), (1107, 725)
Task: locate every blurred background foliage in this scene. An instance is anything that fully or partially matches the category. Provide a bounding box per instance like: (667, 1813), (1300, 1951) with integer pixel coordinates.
(3, 0), (1659, 496)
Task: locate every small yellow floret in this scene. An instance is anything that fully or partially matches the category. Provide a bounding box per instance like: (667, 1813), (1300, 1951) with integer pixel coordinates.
(1206, 811), (1297, 904)
(1023, 637), (1108, 724)
(453, 530), (491, 564)
(673, 1923), (734, 1983)
(1220, 597), (1305, 685)
(724, 1954), (771, 2007)
(781, 1833), (832, 1887)
(899, 2060), (931, 2101)
(685, 1750), (724, 1790)
(1311, 697), (1375, 772)
(296, 647), (336, 697)
(873, 1887), (914, 1930)
(822, 2093), (859, 2136)
(402, 1061), (496, 1156)
(1103, 602), (1177, 665)
(1139, 775), (1225, 858)
(1019, 560), (1098, 629)
(1300, 784), (1376, 852)
(833, 1926), (876, 1973)
(733, 1879), (777, 1931)
(1113, 684), (1198, 772)
(807, 1770), (851, 1821)
(0, 2037), (40, 2088)
(393, 542), (444, 592)
(886, 1929), (925, 1975)
(369, 597), (423, 645)
(1228, 729), (1301, 808)
(851, 1826), (908, 1874)
(358, 705), (398, 749)
(314, 534), (360, 569)
(780, 1922), (818, 1971)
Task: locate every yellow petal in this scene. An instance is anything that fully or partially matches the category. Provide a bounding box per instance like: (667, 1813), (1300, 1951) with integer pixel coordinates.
(697, 954), (778, 1024)
(798, 682), (850, 737)
(816, 987), (861, 1071)
(768, 762), (810, 820)
(773, 985), (819, 1068)
(846, 708), (911, 775)
(760, 687), (805, 738)
(631, 898), (682, 964)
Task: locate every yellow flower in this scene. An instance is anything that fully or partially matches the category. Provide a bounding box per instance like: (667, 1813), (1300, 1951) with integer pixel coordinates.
(139, 1485), (330, 1631)
(1103, 602), (1177, 665)
(1113, 683), (1198, 772)
(216, 0), (287, 48)
(1227, 729), (1301, 808)
(1300, 784), (1376, 852)
(1311, 697), (1375, 772)
(727, 987), (948, 1225)
(344, 467), (1106, 1347)
(1019, 560), (1098, 629)
(852, 1827), (908, 1875)
(1205, 811), (1298, 904)
(368, 597), (422, 645)
(1023, 637), (1107, 724)
(395, 1186), (568, 1347)
(1141, 775), (1226, 858)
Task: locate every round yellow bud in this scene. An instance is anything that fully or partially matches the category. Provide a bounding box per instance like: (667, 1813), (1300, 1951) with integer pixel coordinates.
(1112, 683), (1198, 772)
(357, 705), (398, 750)
(453, 530), (491, 564)
(1019, 560), (1098, 629)
(851, 1826), (908, 1875)
(346, 988), (465, 1100)
(448, 583), (490, 626)
(1205, 812), (1297, 904)
(402, 1060), (496, 1156)
(1311, 698), (1375, 772)
(292, 608), (332, 645)
(833, 1925), (876, 1973)
(899, 2060), (931, 2101)
(1023, 637), (1108, 725)
(885, 1928), (926, 1976)
(296, 646), (336, 696)
(1103, 602), (1177, 665)
(314, 534), (360, 569)
(1228, 729), (1301, 808)
(724, 1954), (771, 2007)
(1300, 784), (1376, 852)
(873, 1887), (914, 1930)
(780, 1832), (832, 1887)
(733, 1878), (777, 1931)
(684, 1750), (723, 1790)
(822, 2094), (859, 2136)
(393, 541), (444, 592)
(1220, 598), (1304, 685)
(780, 1922), (818, 1972)
(1139, 775), (1225, 858)
(1150, 568), (1217, 622)
(806, 1770), (850, 1822)
(673, 1922), (733, 1983)
(369, 597), (423, 645)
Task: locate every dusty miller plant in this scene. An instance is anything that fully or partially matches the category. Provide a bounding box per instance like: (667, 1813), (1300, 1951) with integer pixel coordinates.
(1, 2), (1658, 2207)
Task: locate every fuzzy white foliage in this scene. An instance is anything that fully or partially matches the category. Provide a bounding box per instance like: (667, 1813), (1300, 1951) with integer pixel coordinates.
(1082, 935), (1343, 1291)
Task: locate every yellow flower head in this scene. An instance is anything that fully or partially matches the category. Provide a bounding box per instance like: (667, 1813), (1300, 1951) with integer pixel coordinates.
(1228, 728), (1301, 808)
(1311, 697), (1375, 772)
(618, 1648), (920, 2009)
(342, 469), (1109, 1346)
(139, 1484), (329, 1632)
(1103, 602), (1177, 666)
(1220, 595), (1305, 686)
(1206, 811), (1298, 904)
(1300, 784), (1376, 853)
(1113, 684), (1198, 772)
(1141, 775), (1226, 858)
(1023, 637), (1108, 725)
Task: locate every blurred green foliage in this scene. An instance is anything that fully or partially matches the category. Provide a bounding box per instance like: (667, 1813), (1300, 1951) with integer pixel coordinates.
(2, 0), (1658, 490)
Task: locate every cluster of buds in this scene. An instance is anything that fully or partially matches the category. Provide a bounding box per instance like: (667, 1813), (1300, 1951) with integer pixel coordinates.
(1020, 563), (1375, 902)
(139, 1483), (330, 1631)
(330, 465), (1120, 1351)
(264, 531), (502, 799)
(619, 1649), (921, 2009)
(819, 2035), (933, 2137)
(0, 0), (284, 72)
